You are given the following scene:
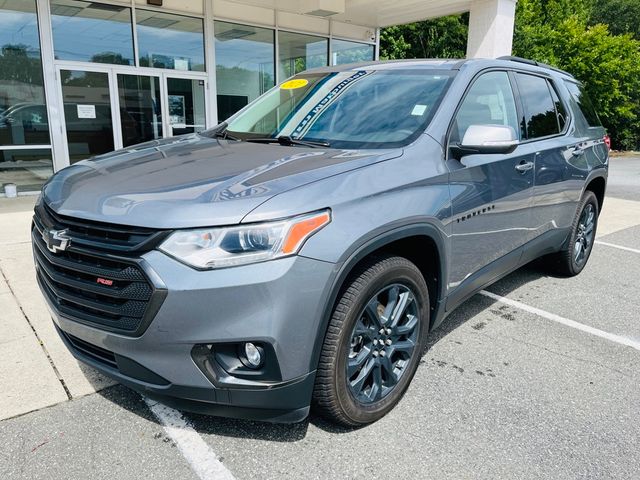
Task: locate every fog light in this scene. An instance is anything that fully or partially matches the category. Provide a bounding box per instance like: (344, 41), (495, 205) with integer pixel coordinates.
(244, 342), (263, 368)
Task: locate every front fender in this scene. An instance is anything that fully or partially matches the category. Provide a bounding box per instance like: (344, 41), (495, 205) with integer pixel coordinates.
(304, 221), (449, 375)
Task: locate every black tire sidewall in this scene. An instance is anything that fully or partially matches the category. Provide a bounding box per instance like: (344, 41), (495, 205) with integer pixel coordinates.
(333, 258), (429, 425)
(567, 192), (599, 275)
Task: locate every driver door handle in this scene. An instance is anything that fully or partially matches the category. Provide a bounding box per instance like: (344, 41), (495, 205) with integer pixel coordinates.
(515, 161), (534, 173)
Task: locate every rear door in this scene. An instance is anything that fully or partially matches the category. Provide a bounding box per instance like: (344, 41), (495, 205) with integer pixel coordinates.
(512, 73), (601, 263)
(446, 70), (535, 307)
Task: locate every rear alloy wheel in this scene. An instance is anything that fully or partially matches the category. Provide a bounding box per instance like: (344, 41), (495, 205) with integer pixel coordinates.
(313, 255), (429, 427)
(549, 190), (599, 276)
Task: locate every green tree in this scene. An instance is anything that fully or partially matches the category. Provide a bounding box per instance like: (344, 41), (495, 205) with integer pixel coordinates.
(380, 14), (469, 60)
(513, 0), (640, 150)
(590, 0), (640, 39)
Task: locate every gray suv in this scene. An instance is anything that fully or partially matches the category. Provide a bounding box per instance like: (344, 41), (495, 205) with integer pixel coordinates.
(33, 57), (608, 426)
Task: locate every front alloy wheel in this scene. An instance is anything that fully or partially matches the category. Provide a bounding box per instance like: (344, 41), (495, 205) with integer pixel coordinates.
(347, 284), (420, 404)
(313, 255), (429, 427)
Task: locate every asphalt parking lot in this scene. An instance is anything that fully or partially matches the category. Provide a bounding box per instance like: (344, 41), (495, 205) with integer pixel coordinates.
(1, 155), (639, 480)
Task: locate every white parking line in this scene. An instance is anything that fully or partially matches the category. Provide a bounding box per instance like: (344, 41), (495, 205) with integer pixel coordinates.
(595, 240), (640, 254)
(479, 290), (640, 352)
(144, 398), (236, 480)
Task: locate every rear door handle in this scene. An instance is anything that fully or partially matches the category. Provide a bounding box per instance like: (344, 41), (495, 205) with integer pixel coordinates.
(515, 161), (534, 173)
(572, 146), (585, 157)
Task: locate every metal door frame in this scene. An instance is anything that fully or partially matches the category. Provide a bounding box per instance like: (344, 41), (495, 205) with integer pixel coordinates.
(54, 63), (208, 163)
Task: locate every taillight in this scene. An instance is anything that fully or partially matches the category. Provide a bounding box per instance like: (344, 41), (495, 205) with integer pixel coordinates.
(604, 134), (611, 150)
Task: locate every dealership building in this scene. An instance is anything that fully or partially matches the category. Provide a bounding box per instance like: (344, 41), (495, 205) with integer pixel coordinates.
(0, 0), (516, 194)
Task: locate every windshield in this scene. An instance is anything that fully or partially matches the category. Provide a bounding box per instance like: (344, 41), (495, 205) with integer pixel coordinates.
(213, 69), (455, 149)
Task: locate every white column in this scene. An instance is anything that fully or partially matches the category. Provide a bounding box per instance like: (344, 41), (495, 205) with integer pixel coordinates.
(204, 0), (218, 126)
(466, 0), (517, 59)
(36, 0), (68, 172)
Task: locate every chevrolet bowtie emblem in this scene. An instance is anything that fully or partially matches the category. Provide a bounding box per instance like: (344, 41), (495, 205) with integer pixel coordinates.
(42, 228), (71, 253)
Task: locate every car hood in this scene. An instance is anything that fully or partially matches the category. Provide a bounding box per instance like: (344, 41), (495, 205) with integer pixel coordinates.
(43, 134), (401, 228)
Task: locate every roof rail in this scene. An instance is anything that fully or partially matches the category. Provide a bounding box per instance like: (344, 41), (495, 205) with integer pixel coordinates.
(497, 55), (574, 78)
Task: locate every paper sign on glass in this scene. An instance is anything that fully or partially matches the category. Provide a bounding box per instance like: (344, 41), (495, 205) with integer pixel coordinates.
(77, 104), (96, 119)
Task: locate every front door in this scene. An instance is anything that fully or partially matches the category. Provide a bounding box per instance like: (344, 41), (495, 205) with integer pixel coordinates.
(446, 70), (535, 308)
(57, 66), (207, 164)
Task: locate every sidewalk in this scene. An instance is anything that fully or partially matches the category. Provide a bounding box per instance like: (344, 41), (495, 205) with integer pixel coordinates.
(1, 195), (639, 420)
(0, 197), (114, 420)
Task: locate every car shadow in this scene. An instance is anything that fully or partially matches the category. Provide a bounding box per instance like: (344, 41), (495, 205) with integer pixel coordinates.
(94, 260), (552, 440)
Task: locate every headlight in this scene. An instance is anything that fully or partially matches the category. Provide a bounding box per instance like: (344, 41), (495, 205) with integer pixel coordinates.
(159, 210), (331, 269)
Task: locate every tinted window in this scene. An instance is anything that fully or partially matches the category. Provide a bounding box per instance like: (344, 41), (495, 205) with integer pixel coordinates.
(452, 71), (519, 143)
(549, 83), (567, 131)
(516, 73), (560, 139)
(564, 81), (601, 127)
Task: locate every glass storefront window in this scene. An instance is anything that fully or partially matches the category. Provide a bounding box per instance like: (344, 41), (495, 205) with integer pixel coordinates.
(0, 0), (49, 147)
(50, 0), (134, 65)
(117, 74), (162, 147)
(136, 10), (205, 72)
(60, 70), (114, 163)
(214, 21), (275, 121)
(0, 149), (53, 193)
(278, 31), (328, 80)
(0, 0), (53, 192)
(331, 39), (375, 65)
(167, 78), (206, 136)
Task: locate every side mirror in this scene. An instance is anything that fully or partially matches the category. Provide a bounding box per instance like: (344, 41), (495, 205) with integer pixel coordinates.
(451, 124), (518, 160)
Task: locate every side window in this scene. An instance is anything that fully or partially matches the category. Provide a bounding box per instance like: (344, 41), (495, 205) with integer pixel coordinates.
(515, 73), (560, 139)
(564, 81), (602, 127)
(549, 83), (567, 131)
(451, 71), (519, 143)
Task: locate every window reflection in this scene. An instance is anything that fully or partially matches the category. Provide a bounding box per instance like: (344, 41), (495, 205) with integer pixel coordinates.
(136, 10), (205, 71)
(515, 73), (560, 139)
(214, 21), (275, 121)
(0, 0), (53, 193)
(51, 0), (134, 65)
(0, 149), (53, 192)
(331, 39), (374, 65)
(278, 31), (328, 80)
(60, 70), (114, 163)
(0, 0), (49, 147)
(117, 74), (162, 147)
(167, 78), (206, 136)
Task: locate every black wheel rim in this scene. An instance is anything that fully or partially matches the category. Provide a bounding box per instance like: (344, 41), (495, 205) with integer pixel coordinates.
(575, 202), (596, 266)
(346, 283), (420, 405)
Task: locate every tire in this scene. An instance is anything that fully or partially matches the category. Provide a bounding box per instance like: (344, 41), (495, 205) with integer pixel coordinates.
(549, 190), (599, 276)
(313, 255), (430, 427)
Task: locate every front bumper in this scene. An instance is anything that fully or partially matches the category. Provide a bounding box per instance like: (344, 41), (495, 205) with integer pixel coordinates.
(44, 251), (337, 423)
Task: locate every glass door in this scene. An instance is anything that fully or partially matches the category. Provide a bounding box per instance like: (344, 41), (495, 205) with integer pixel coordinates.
(164, 76), (206, 136)
(116, 73), (163, 147)
(58, 68), (115, 164)
(58, 67), (208, 164)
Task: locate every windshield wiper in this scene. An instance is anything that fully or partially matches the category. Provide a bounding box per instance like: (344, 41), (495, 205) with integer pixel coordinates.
(245, 135), (330, 148)
(205, 122), (242, 142)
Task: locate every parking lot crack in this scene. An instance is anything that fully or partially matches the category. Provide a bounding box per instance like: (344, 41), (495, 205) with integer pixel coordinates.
(0, 265), (72, 400)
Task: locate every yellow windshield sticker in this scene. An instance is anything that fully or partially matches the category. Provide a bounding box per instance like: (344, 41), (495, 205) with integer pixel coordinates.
(280, 79), (309, 90)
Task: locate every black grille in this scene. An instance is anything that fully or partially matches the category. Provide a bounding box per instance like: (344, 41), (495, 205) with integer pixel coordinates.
(57, 326), (170, 385)
(61, 329), (118, 369)
(32, 203), (167, 336)
(37, 202), (168, 253)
